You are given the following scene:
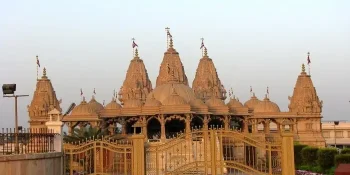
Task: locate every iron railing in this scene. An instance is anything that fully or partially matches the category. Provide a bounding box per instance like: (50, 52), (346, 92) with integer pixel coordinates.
(0, 128), (56, 155)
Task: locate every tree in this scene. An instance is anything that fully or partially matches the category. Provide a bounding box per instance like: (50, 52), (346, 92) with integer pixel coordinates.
(63, 126), (106, 143)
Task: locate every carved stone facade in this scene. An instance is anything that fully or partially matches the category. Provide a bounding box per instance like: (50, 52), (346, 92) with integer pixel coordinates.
(192, 47), (226, 101)
(156, 38), (188, 87)
(27, 68), (62, 128)
(118, 48), (152, 104)
(29, 30), (325, 147)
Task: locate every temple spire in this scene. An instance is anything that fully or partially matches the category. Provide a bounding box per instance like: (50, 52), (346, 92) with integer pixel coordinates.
(42, 67), (47, 78)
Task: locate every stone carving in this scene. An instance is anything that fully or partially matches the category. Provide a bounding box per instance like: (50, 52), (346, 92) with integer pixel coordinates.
(288, 64), (323, 113)
(118, 48), (152, 104)
(27, 68), (62, 127)
(192, 47), (226, 101)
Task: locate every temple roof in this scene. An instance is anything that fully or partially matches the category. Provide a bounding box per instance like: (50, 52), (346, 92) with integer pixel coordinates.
(244, 93), (261, 109)
(288, 64), (323, 113)
(162, 88), (188, 106)
(88, 95), (104, 113)
(144, 94), (162, 107)
(148, 83), (196, 104)
(118, 48), (152, 104)
(254, 95), (280, 113)
(104, 98), (122, 110)
(64, 97), (100, 121)
(227, 96), (244, 109)
(192, 47), (226, 101)
(27, 68), (62, 121)
(156, 32), (189, 87)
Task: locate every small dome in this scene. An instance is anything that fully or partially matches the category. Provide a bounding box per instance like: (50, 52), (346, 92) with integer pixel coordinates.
(162, 89), (188, 106)
(205, 96), (225, 107)
(148, 83), (196, 104)
(190, 99), (207, 108)
(144, 94), (162, 107)
(227, 97), (244, 109)
(88, 96), (104, 113)
(71, 97), (94, 115)
(123, 99), (142, 108)
(254, 95), (280, 113)
(244, 93), (261, 109)
(105, 98), (122, 109)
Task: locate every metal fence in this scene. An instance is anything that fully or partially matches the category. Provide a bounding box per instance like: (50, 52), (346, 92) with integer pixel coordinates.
(0, 128), (57, 155)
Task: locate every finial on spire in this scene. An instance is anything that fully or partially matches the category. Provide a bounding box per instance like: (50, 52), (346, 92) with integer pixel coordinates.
(42, 67), (47, 77)
(302, 63), (305, 72)
(169, 37), (174, 48)
(204, 47), (208, 56)
(165, 27), (173, 49)
(135, 48), (139, 57)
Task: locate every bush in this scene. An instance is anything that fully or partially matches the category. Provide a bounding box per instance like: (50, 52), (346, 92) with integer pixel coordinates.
(341, 148), (350, 154)
(317, 148), (338, 169)
(335, 154), (350, 166)
(294, 144), (308, 167)
(301, 147), (319, 166)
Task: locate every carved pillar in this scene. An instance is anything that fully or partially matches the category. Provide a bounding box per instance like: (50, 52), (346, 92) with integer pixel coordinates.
(142, 116), (148, 140)
(160, 115), (166, 141)
(224, 115), (229, 130)
(203, 115), (209, 131)
(243, 117), (249, 133)
(132, 134), (145, 175)
(264, 119), (270, 134)
(252, 119), (258, 133)
(281, 123), (295, 175)
(185, 114), (191, 135)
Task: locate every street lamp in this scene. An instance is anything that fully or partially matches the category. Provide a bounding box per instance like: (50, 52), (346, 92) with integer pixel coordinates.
(334, 121), (339, 148)
(2, 84), (29, 154)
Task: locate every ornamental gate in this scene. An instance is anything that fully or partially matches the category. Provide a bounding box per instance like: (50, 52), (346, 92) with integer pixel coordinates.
(64, 129), (291, 175)
(64, 139), (133, 175)
(145, 129), (282, 175)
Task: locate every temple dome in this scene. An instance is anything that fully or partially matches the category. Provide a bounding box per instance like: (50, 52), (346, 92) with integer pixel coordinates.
(123, 99), (142, 108)
(254, 95), (280, 113)
(71, 97), (95, 116)
(162, 89), (188, 106)
(227, 97), (244, 109)
(205, 96), (225, 107)
(244, 93), (261, 109)
(190, 99), (207, 108)
(148, 83), (196, 104)
(144, 94), (162, 107)
(88, 96), (104, 113)
(105, 98), (122, 109)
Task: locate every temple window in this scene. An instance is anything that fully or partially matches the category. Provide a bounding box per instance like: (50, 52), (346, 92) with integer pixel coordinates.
(322, 131), (330, 138)
(335, 131), (343, 138)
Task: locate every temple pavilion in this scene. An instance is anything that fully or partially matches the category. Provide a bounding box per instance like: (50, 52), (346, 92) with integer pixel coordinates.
(27, 29), (325, 147)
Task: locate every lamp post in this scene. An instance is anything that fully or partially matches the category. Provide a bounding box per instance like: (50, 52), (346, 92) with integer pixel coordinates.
(2, 84), (29, 154)
(334, 121), (339, 148)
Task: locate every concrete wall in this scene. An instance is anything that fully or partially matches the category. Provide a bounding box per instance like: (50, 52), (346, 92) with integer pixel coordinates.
(0, 152), (62, 175)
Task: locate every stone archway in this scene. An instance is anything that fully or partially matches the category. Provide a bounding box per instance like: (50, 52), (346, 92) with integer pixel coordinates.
(165, 119), (185, 138)
(191, 116), (203, 129)
(147, 117), (161, 139)
(208, 116), (224, 129)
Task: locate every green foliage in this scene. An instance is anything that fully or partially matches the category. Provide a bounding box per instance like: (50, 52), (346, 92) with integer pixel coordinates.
(301, 147), (319, 166)
(63, 126), (106, 143)
(341, 148), (350, 154)
(294, 144), (308, 167)
(335, 154), (350, 167)
(317, 148), (338, 169)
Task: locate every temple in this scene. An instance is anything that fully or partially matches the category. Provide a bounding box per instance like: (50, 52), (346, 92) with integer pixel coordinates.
(28, 29), (325, 147)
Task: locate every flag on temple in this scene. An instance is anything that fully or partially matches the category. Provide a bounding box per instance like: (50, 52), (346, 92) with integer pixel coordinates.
(267, 86), (269, 94)
(36, 55), (40, 67)
(307, 52), (311, 65)
(250, 86), (252, 93)
(80, 89), (83, 96)
(132, 41), (138, 48)
(93, 88), (96, 95)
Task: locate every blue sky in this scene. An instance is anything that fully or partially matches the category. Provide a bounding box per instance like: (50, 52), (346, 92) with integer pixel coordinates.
(0, 0), (349, 128)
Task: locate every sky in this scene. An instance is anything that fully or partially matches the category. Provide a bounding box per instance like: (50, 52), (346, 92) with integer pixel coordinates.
(0, 0), (349, 128)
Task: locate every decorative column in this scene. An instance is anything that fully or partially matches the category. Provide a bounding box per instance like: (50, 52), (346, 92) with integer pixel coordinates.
(203, 115), (209, 131)
(280, 121), (295, 175)
(243, 117), (249, 133)
(160, 115), (166, 141)
(185, 114), (191, 134)
(264, 119), (270, 134)
(142, 116), (148, 140)
(120, 118), (127, 135)
(131, 134), (145, 175)
(224, 115), (229, 130)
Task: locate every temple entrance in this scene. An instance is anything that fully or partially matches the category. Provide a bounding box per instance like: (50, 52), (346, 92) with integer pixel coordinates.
(165, 119), (185, 138)
(208, 117), (224, 128)
(147, 118), (161, 139)
(190, 116), (203, 129)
